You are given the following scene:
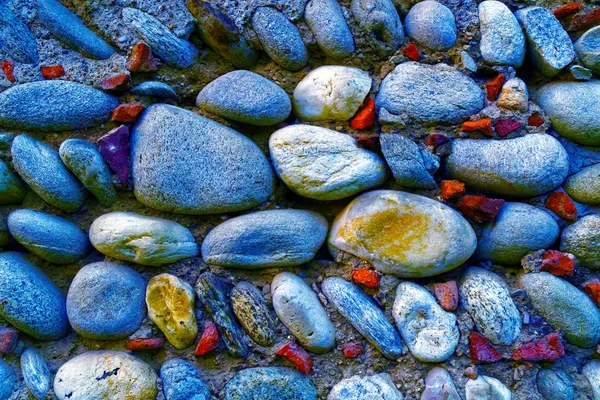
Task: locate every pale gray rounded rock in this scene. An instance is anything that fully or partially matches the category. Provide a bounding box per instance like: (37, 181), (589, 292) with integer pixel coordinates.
(0, 159), (26, 205)
(0, 4), (38, 63)
(576, 26), (600, 73)
(393, 281), (458, 362)
(519, 272), (600, 348)
(272, 272), (335, 353)
(21, 348), (52, 400)
(445, 134), (569, 197)
(537, 369), (574, 400)
(460, 267), (521, 345)
(351, 0), (404, 56)
(196, 70), (291, 126)
(476, 203), (559, 266)
(465, 376), (511, 400)
(478, 0), (525, 67)
(131, 104), (275, 214)
(269, 125), (387, 200)
(421, 367), (460, 400)
(0, 359), (16, 400)
(201, 209), (327, 268)
(376, 62), (484, 125)
(131, 81), (177, 100)
(328, 373), (403, 400)
(222, 367), (316, 400)
(565, 163), (600, 205)
(380, 133), (439, 189)
(305, 0), (354, 59)
(404, 1), (456, 51)
(160, 358), (211, 400)
(583, 360), (600, 399)
(560, 214), (600, 269)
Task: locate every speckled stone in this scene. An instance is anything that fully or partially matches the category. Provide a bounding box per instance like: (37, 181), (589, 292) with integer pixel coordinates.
(196, 70), (291, 126)
(565, 163), (600, 205)
(0, 358), (16, 400)
(54, 351), (158, 400)
(560, 214), (600, 269)
(7, 209), (90, 264)
(305, 0), (354, 59)
(460, 267), (521, 345)
(131, 81), (177, 100)
(89, 212), (199, 266)
(0, 81), (118, 131)
(37, 0), (115, 59)
(465, 375), (511, 400)
(328, 190), (476, 278)
(272, 272), (335, 353)
(322, 277), (403, 360)
(328, 373), (403, 400)
(293, 66), (371, 121)
(575, 26), (600, 74)
(251, 7), (308, 71)
(537, 369), (574, 400)
(0, 252), (69, 341)
(0, 4), (38, 63)
(497, 78), (529, 111)
(380, 133), (439, 189)
(404, 1), (457, 51)
(269, 125), (387, 200)
(131, 104), (275, 214)
(231, 281), (277, 347)
(376, 62), (484, 125)
(160, 359), (211, 400)
(478, 0), (525, 67)
(201, 209), (327, 268)
(0, 159), (26, 205)
(351, 0), (404, 56)
(222, 367), (317, 400)
(21, 348), (52, 400)
(445, 134), (568, 197)
(421, 367), (460, 400)
(583, 360), (600, 399)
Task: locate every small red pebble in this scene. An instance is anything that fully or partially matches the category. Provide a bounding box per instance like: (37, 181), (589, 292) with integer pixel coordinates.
(494, 119), (523, 137)
(433, 280), (459, 311)
(457, 195), (505, 223)
(125, 338), (166, 351)
(194, 322), (219, 356)
(541, 250), (575, 276)
(545, 191), (578, 222)
(440, 180), (466, 200)
(350, 98), (376, 130)
(567, 7), (600, 31)
(554, 3), (583, 19)
(102, 73), (132, 91)
(528, 114), (545, 127)
(355, 134), (380, 151)
(1, 60), (15, 83)
(461, 118), (493, 136)
(424, 133), (449, 148)
(127, 42), (160, 72)
(582, 280), (600, 307)
(341, 342), (365, 358)
(469, 332), (503, 364)
(351, 268), (381, 289)
(513, 332), (565, 362)
(486, 74), (506, 102)
(403, 43), (420, 61)
(111, 103), (145, 123)
(41, 65), (65, 79)
(0, 327), (18, 354)
(276, 341), (312, 374)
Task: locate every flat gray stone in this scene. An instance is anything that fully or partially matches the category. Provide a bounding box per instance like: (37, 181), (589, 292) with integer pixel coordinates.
(560, 214), (600, 269)
(478, 0), (525, 67)
(404, 1), (457, 51)
(351, 0), (404, 56)
(537, 369), (574, 400)
(565, 163), (600, 205)
(328, 373), (403, 400)
(0, 159), (26, 206)
(421, 367), (460, 400)
(305, 0), (354, 59)
(380, 133), (439, 189)
(0, 4), (38, 63)
(222, 367), (316, 400)
(575, 26), (600, 73)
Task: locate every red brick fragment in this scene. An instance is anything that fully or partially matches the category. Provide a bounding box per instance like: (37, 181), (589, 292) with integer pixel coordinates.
(41, 65), (65, 79)
(127, 42), (160, 72)
(351, 268), (381, 289)
(0, 327), (18, 355)
(1, 61), (15, 83)
(194, 322), (219, 356)
(276, 341), (312, 374)
(102, 73), (132, 91)
(350, 98), (376, 130)
(541, 250), (575, 276)
(424, 133), (449, 148)
(495, 119), (522, 137)
(457, 195), (505, 223)
(567, 7), (600, 31)
(486, 74), (505, 102)
(111, 103), (146, 123)
(355, 134), (380, 151)
(440, 180), (466, 200)
(554, 3), (583, 19)
(582, 279), (600, 307)
(341, 342), (365, 358)
(528, 114), (544, 127)
(403, 43), (420, 61)
(433, 280), (459, 311)
(469, 332), (503, 364)
(513, 332), (565, 362)
(125, 338), (166, 351)
(545, 191), (578, 222)
(461, 118), (493, 136)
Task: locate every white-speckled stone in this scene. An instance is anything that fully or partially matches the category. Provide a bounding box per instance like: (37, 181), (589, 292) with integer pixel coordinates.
(328, 373), (403, 400)
(465, 375), (511, 400)
(478, 0), (525, 67)
(583, 360), (600, 399)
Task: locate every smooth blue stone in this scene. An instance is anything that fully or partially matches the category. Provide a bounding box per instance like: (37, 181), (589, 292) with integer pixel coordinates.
(404, 0), (457, 51)
(131, 81), (177, 100)
(222, 367), (317, 400)
(160, 359), (211, 400)
(21, 348), (52, 400)
(305, 0), (354, 59)
(0, 4), (38, 63)
(0, 359), (16, 400)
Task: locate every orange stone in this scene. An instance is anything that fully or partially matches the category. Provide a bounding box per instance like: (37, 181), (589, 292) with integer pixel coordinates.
(1, 60), (15, 83)
(545, 191), (578, 222)
(125, 338), (166, 351)
(350, 98), (376, 130)
(433, 280), (459, 311)
(351, 268), (381, 289)
(582, 280), (600, 307)
(111, 103), (146, 123)
(461, 118), (493, 136)
(127, 42), (160, 72)
(540, 250), (575, 276)
(456, 195), (505, 223)
(528, 114), (544, 127)
(440, 180), (466, 200)
(276, 342), (312, 374)
(41, 65), (65, 79)
(402, 43), (420, 61)
(102, 73), (132, 91)
(486, 74), (505, 102)
(567, 7), (600, 31)
(424, 133), (449, 148)
(554, 3), (583, 19)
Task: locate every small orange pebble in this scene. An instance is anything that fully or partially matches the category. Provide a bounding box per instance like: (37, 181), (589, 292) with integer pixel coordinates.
(350, 98), (376, 130)
(276, 341), (312, 374)
(127, 42), (160, 72)
(125, 338), (166, 351)
(461, 118), (493, 136)
(545, 191), (578, 222)
(554, 3), (583, 19)
(340, 342), (365, 358)
(111, 103), (145, 123)
(528, 114), (544, 127)
(1, 60), (15, 83)
(41, 65), (65, 79)
(102, 73), (132, 91)
(540, 250), (575, 276)
(582, 279), (600, 307)
(486, 74), (505, 102)
(351, 268), (381, 289)
(402, 43), (420, 61)
(567, 7), (600, 31)
(457, 195), (505, 223)
(433, 280), (459, 311)
(194, 322), (219, 356)
(440, 180), (466, 200)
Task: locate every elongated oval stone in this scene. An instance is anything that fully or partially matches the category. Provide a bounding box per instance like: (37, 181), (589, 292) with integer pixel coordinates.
(322, 277), (402, 359)
(478, 0), (525, 67)
(351, 0), (404, 56)
(0, 159), (26, 205)
(305, 0), (354, 59)
(560, 214), (600, 269)
(231, 281), (277, 347)
(21, 348), (51, 400)
(0, 359), (16, 400)
(0, 4), (38, 63)
(222, 367), (316, 400)
(328, 190), (477, 278)
(565, 163), (600, 205)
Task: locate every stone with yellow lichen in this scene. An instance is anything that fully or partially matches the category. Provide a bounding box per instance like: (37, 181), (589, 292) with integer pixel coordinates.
(328, 190), (477, 278)
(146, 273), (198, 349)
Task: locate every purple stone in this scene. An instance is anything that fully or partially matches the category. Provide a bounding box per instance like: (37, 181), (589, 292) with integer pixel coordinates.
(97, 125), (130, 184)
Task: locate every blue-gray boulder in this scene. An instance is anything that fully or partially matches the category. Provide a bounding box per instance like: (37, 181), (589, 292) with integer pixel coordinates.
(0, 359), (16, 400)
(0, 159), (26, 205)
(537, 369), (574, 400)
(305, 0), (354, 59)
(351, 0), (404, 56)
(478, 0), (525, 67)
(222, 367), (317, 400)
(560, 214), (600, 270)
(0, 4), (38, 63)
(21, 348), (52, 400)
(131, 81), (177, 100)
(380, 133), (439, 189)
(575, 26), (600, 74)
(404, 1), (456, 51)
(160, 359), (211, 400)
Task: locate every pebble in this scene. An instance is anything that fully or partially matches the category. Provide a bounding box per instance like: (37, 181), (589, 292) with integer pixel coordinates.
(59, 138), (117, 206)
(476, 203), (559, 265)
(519, 272), (600, 347)
(53, 351), (158, 400)
(122, 7), (198, 69)
(565, 163), (600, 205)
(465, 375), (511, 400)
(421, 367), (460, 400)
(160, 358), (211, 400)
(7, 209), (90, 264)
(202, 209), (327, 268)
(560, 214), (600, 269)
(570, 64), (592, 80)
(497, 78), (529, 111)
(445, 134), (569, 197)
(186, 0), (259, 69)
(0, 252), (69, 340)
(231, 281), (277, 346)
(0, 159), (26, 205)
(97, 125), (129, 184)
(222, 367), (317, 400)
(328, 373), (403, 400)
(67, 262), (146, 340)
(196, 272), (248, 357)
(322, 277), (403, 360)
(404, 1), (457, 51)
(21, 348), (51, 400)
(575, 26), (600, 73)
(461, 51), (478, 72)
(131, 81), (177, 100)
(272, 272), (335, 353)
(328, 190), (477, 278)
(583, 360), (600, 399)
(196, 70), (291, 126)
(0, 4), (38, 63)
(89, 211), (199, 266)
(305, 0), (354, 59)
(251, 7), (307, 71)
(293, 66), (371, 121)
(146, 273), (198, 349)
(515, 6), (575, 77)
(269, 125), (387, 200)
(460, 267), (521, 345)
(393, 281), (459, 362)
(351, 0), (404, 56)
(0, 81), (119, 131)
(0, 359), (16, 400)
(537, 369), (574, 400)
(131, 104), (275, 214)
(37, 0), (115, 59)
(478, 1), (525, 67)
(380, 133), (439, 189)
(376, 62), (484, 125)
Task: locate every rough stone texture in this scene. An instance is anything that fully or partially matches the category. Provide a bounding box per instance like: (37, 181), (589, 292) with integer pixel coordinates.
(0, 359), (16, 400)
(421, 367), (460, 400)
(0, 159), (26, 205)
(583, 360), (600, 399)
(465, 375), (511, 400)
(565, 163), (600, 205)
(537, 369), (574, 400)
(497, 78), (529, 111)
(478, 0), (525, 67)
(445, 134), (569, 197)
(21, 347), (52, 400)
(327, 373), (403, 399)
(404, 1), (457, 51)
(575, 26), (600, 73)
(222, 367), (317, 400)
(305, 0), (354, 59)
(0, 4), (38, 63)
(376, 62), (485, 125)
(231, 281), (277, 347)
(351, 0), (404, 56)
(380, 133), (439, 189)
(160, 358), (211, 400)
(560, 214), (600, 270)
